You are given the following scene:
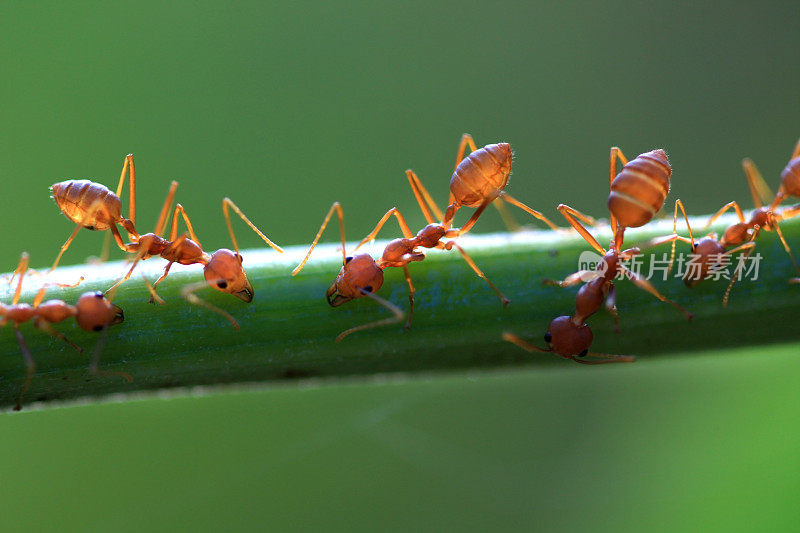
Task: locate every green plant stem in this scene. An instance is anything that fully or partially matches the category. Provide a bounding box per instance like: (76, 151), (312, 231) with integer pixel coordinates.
(1, 214), (798, 408)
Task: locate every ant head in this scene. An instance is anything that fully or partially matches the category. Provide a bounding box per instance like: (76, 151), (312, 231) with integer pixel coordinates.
(75, 291), (124, 332)
(326, 254), (384, 307)
(544, 316), (593, 356)
(684, 237), (726, 287)
(206, 249), (254, 302)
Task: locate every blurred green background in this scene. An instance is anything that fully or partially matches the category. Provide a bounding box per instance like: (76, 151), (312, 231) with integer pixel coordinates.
(1, 1), (799, 531)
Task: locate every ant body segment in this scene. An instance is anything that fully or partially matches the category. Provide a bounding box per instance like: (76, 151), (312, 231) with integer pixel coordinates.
(1, 253), (126, 410)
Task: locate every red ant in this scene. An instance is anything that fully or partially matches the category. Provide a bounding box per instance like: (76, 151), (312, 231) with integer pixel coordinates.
(505, 148), (691, 362)
(292, 192), (505, 341)
(2, 253), (126, 410)
(50, 155), (283, 328)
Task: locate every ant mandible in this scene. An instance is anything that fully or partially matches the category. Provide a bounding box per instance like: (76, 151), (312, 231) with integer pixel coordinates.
(292, 192), (504, 341)
(404, 134), (568, 233)
(2, 253), (127, 410)
(505, 147), (692, 363)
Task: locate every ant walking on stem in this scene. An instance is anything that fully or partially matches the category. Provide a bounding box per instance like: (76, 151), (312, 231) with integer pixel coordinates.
(505, 148), (692, 363)
(1, 253), (126, 410)
(50, 154), (284, 328)
(292, 191), (506, 341)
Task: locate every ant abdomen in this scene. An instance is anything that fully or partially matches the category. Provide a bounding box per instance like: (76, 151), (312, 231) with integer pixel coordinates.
(607, 149), (671, 228)
(781, 156), (800, 197)
(449, 142), (512, 207)
(51, 179), (122, 231)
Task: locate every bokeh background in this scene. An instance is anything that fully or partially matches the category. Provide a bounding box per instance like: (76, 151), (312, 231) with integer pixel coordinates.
(1, 1), (799, 531)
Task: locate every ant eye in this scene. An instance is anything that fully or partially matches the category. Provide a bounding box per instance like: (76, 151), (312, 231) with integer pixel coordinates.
(93, 291), (104, 298)
(345, 256), (353, 264)
(579, 349), (589, 357)
(93, 325), (103, 332)
(363, 286), (373, 293)
(544, 332), (552, 343)
(237, 254), (243, 263)
(217, 281), (228, 289)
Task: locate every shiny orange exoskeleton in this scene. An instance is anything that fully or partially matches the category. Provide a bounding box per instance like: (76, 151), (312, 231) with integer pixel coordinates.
(406, 134), (563, 232)
(50, 154), (283, 327)
(50, 154), (139, 270)
(1, 253), (126, 410)
(292, 194), (507, 341)
(505, 147), (691, 363)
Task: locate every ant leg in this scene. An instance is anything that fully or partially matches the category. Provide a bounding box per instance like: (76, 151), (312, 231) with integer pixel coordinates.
(605, 284), (620, 332)
(792, 136), (800, 160)
(741, 158), (773, 209)
(148, 261), (175, 303)
(292, 202), (347, 276)
(651, 199), (696, 275)
(33, 319), (82, 352)
(154, 181), (179, 237)
(168, 204), (202, 247)
(222, 198), (284, 255)
(443, 242), (509, 306)
(406, 170), (444, 224)
(14, 325), (35, 411)
(542, 270), (595, 288)
(335, 289), (404, 342)
(621, 265), (693, 320)
(402, 265), (415, 329)
(498, 192), (564, 231)
(557, 204), (607, 255)
(609, 147), (630, 235)
(502, 332), (550, 353)
(113, 154), (136, 229)
(140, 273), (165, 305)
(10, 252), (29, 305)
(705, 201), (746, 230)
(454, 133), (479, 171)
(181, 280), (240, 330)
(89, 325), (133, 383)
(492, 198), (523, 232)
(105, 245), (150, 298)
(772, 221), (800, 275)
(581, 352), (636, 364)
(777, 203), (800, 221)
(722, 241), (758, 306)
(446, 198), (492, 237)
(356, 207), (414, 250)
